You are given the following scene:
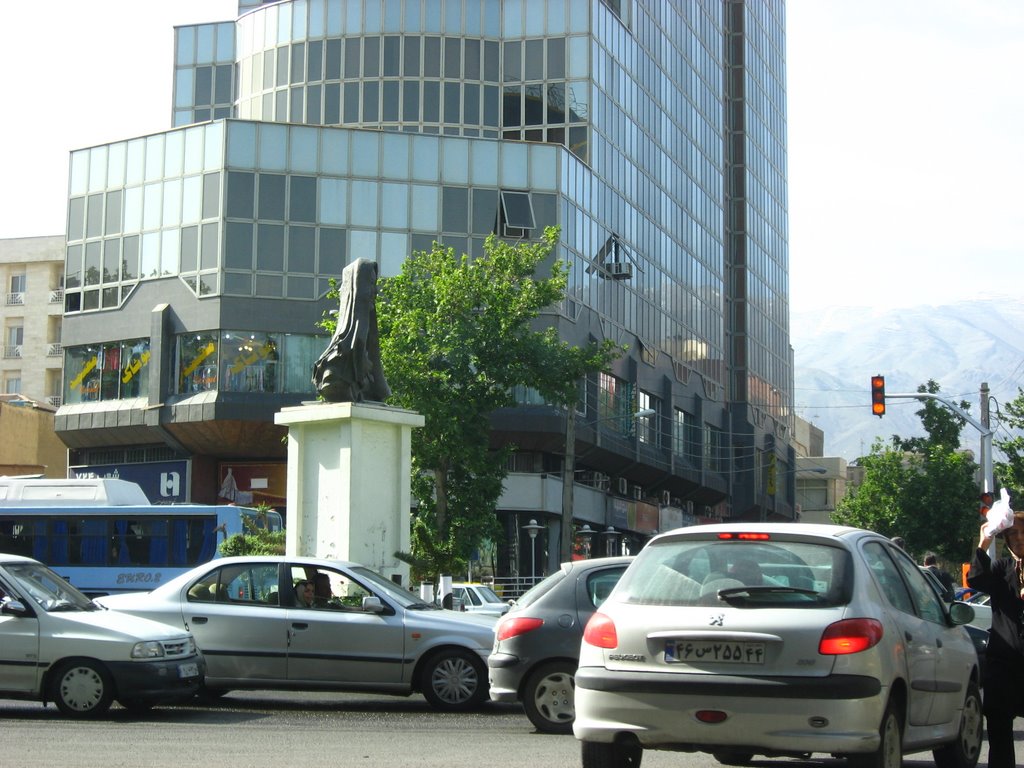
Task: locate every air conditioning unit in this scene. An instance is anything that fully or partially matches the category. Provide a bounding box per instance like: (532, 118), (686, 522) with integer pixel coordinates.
(606, 261), (633, 279)
(631, 485), (643, 500)
(660, 490), (672, 506)
(617, 477), (628, 495)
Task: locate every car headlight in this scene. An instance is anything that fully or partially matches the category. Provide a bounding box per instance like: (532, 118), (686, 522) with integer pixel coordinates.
(131, 640), (166, 659)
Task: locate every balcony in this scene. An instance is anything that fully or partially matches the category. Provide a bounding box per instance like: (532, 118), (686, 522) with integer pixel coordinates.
(5, 292), (24, 306)
(49, 289), (64, 304)
(3, 345), (22, 359)
(47, 343), (62, 357)
(46, 395), (62, 408)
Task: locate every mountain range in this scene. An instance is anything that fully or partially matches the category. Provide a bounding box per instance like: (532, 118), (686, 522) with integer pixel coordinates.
(791, 296), (1024, 462)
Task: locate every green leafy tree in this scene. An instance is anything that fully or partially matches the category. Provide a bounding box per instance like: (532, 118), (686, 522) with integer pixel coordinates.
(833, 381), (979, 567)
(320, 228), (621, 584)
(217, 505), (287, 557)
(994, 387), (1024, 500)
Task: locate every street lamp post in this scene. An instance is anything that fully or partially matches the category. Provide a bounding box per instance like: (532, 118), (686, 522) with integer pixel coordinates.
(522, 518), (544, 580)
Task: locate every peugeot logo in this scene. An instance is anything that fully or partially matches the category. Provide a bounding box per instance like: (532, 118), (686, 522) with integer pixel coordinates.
(709, 614), (724, 626)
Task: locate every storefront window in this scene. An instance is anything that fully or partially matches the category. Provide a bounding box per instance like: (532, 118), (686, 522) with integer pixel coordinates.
(220, 331), (279, 393)
(178, 332), (219, 393)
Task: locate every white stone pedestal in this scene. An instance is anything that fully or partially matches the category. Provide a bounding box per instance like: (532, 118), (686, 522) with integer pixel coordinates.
(274, 401), (424, 585)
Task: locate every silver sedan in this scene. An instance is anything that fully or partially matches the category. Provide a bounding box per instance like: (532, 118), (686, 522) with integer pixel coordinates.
(98, 555), (495, 711)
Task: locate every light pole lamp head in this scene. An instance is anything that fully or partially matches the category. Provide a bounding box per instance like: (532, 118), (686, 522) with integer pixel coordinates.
(523, 518), (544, 540)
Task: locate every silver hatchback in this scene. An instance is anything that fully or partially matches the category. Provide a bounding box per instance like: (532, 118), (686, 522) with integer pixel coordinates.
(98, 556), (495, 711)
(574, 523), (982, 768)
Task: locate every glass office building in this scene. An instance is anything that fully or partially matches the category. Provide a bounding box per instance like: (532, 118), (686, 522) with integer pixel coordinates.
(56, 0), (794, 572)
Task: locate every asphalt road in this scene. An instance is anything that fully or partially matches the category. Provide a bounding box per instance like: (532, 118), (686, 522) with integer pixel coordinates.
(0, 690), (995, 768)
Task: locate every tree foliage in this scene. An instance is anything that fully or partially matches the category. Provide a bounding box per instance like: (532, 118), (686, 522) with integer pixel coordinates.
(320, 228), (621, 584)
(217, 506), (287, 557)
(833, 381), (979, 567)
(994, 387), (1024, 500)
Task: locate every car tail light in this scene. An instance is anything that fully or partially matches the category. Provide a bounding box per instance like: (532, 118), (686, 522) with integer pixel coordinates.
(582, 612), (618, 649)
(496, 616), (544, 641)
(819, 618), (884, 655)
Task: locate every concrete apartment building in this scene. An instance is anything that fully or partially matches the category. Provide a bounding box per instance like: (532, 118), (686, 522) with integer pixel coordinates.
(0, 235), (65, 407)
(55, 0), (796, 576)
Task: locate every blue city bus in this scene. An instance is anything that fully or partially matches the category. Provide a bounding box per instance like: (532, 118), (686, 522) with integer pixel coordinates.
(0, 503), (283, 596)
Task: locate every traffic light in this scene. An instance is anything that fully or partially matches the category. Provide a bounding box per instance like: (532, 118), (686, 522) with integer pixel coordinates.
(870, 375), (886, 417)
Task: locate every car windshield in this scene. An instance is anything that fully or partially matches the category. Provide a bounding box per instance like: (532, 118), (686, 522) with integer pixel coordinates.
(474, 585), (504, 604)
(350, 566), (436, 609)
(4, 562), (99, 612)
(615, 536), (852, 608)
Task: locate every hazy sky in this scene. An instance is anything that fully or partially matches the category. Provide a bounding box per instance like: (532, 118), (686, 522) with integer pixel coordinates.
(1, 0), (1021, 315)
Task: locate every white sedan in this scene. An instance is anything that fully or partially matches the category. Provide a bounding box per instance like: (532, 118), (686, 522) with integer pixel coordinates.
(574, 523), (982, 768)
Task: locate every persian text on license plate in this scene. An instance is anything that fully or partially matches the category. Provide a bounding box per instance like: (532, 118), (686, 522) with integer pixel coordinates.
(178, 662), (200, 678)
(665, 640), (765, 664)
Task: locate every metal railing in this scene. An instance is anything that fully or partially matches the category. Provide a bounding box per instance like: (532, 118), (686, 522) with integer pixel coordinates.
(47, 343), (62, 357)
(46, 395), (62, 408)
(5, 292), (24, 306)
(49, 289), (64, 304)
(491, 575), (544, 602)
(3, 345), (22, 359)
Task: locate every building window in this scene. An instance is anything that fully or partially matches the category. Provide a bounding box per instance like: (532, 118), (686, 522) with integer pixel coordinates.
(499, 191), (535, 237)
(4, 376), (21, 394)
(637, 390), (659, 446)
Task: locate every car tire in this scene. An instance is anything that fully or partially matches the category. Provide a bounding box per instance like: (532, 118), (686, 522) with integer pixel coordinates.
(848, 699), (901, 768)
(712, 752), (755, 766)
(50, 660), (114, 718)
(933, 681), (983, 768)
(523, 660), (576, 734)
(581, 740), (643, 768)
(420, 648), (488, 711)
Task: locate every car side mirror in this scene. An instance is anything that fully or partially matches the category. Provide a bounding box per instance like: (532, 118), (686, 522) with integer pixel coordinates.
(948, 601), (975, 626)
(361, 596), (384, 613)
(1, 598), (28, 616)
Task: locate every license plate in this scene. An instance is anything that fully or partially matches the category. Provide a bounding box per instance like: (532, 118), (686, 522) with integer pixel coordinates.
(665, 640), (765, 664)
(177, 662), (200, 678)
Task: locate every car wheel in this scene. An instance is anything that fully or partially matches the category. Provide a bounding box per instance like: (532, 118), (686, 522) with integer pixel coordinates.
(420, 648), (487, 711)
(848, 699), (901, 768)
(523, 660), (576, 734)
(581, 740), (643, 768)
(712, 752), (755, 766)
(933, 681), (983, 768)
(50, 660), (114, 718)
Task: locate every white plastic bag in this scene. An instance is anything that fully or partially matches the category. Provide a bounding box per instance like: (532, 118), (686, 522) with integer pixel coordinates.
(983, 488), (1014, 538)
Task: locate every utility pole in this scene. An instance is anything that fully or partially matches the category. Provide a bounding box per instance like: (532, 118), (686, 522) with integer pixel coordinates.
(560, 409), (575, 564)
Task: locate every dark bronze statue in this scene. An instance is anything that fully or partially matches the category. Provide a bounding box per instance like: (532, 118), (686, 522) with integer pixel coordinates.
(312, 258), (391, 403)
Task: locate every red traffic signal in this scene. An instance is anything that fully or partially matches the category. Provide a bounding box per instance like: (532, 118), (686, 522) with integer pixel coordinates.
(870, 375), (886, 418)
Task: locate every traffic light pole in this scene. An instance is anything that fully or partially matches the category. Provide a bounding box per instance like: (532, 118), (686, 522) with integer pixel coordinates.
(884, 384), (996, 558)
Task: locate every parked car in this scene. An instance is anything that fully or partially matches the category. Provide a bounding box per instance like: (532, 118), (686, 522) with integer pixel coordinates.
(451, 582), (510, 617)
(97, 555), (495, 710)
(0, 553), (204, 717)
(489, 556), (632, 733)
(574, 523), (982, 768)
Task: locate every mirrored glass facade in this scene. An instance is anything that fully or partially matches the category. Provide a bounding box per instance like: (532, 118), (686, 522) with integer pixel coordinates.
(58, 0), (795, 528)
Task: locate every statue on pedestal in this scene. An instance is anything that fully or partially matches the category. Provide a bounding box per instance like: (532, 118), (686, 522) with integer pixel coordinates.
(312, 258), (391, 403)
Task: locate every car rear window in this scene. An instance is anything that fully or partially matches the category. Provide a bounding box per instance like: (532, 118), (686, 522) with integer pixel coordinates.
(615, 537), (852, 608)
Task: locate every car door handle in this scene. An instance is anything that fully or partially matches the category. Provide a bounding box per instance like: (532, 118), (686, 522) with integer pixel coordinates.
(291, 622), (309, 630)
(935, 638), (942, 648)
(904, 632), (913, 643)
(191, 616), (209, 624)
